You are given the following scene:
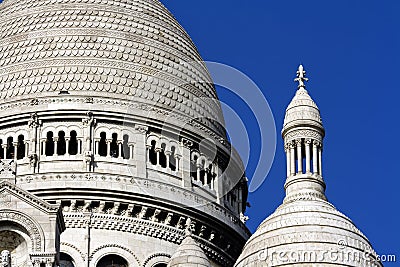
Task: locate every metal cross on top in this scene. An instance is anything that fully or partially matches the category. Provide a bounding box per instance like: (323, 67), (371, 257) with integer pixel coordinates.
(294, 64), (309, 88)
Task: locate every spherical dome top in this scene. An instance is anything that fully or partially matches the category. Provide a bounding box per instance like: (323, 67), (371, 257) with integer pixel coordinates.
(235, 198), (382, 267)
(168, 235), (211, 267)
(0, 0), (225, 136)
(283, 88), (324, 135)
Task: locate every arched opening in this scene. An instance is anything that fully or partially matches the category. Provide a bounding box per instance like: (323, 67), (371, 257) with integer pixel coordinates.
(149, 140), (157, 165)
(191, 155), (198, 180)
(17, 135), (25, 160)
(45, 131), (54, 156)
(96, 254), (128, 267)
(57, 131), (66, 156)
(110, 133), (118, 158)
(98, 132), (107, 157)
(153, 264), (167, 267)
(169, 146), (176, 171)
(207, 163), (213, 185)
(199, 160), (206, 184)
(0, 230), (29, 266)
(122, 135), (130, 159)
(59, 252), (75, 267)
(6, 137), (14, 159)
(159, 143), (167, 168)
(0, 140), (3, 159)
(69, 131), (78, 155)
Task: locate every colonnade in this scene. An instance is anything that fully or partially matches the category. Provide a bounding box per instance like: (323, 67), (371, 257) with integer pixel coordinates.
(285, 138), (322, 177)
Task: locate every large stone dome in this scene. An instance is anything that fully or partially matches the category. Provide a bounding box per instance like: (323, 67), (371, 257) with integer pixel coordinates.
(0, 0), (225, 136)
(0, 1), (250, 266)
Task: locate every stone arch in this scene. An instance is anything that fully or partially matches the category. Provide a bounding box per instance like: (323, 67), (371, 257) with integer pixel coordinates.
(60, 242), (85, 267)
(90, 244), (140, 267)
(143, 253), (171, 267)
(0, 227), (31, 266)
(0, 210), (44, 252)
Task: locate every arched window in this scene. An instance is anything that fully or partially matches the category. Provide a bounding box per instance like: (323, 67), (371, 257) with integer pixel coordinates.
(159, 143), (167, 168)
(98, 132), (107, 157)
(59, 252), (75, 267)
(6, 137), (14, 159)
(207, 163), (213, 185)
(122, 135), (130, 159)
(149, 140), (157, 165)
(153, 264), (167, 267)
(199, 160), (206, 184)
(45, 131), (54, 156)
(69, 131), (78, 155)
(96, 254), (128, 267)
(169, 146), (176, 171)
(17, 135), (25, 160)
(110, 133), (118, 158)
(57, 131), (66, 155)
(191, 155), (198, 180)
(0, 139), (3, 159)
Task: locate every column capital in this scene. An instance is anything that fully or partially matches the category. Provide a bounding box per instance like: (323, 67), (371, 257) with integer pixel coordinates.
(305, 138), (312, 145)
(313, 140), (322, 147)
(294, 139), (302, 145)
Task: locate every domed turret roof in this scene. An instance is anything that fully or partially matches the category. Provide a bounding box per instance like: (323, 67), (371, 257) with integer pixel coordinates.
(282, 65), (324, 135)
(168, 234), (211, 267)
(0, 0), (225, 136)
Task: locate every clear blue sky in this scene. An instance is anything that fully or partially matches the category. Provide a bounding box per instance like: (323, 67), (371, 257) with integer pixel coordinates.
(161, 0), (399, 262)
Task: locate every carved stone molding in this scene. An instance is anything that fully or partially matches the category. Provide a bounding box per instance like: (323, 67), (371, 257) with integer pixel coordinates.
(0, 210), (43, 251)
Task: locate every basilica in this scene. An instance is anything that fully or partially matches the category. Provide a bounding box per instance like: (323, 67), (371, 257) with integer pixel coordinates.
(0, 0), (381, 267)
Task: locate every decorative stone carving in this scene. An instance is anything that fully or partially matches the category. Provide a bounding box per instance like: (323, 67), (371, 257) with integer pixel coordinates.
(1, 250), (10, 267)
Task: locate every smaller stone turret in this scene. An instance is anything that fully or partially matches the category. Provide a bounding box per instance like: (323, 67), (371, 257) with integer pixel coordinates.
(167, 229), (211, 267)
(234, 65), (383, 267)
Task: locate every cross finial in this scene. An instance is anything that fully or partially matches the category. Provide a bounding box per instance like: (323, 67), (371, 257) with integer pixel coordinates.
(294, 64), (308, 88)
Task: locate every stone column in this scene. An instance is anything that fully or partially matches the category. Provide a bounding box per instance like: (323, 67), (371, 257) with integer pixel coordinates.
(196, 164), (201, 182)
(165, 151), (171, 169)
(295, 139), (302, 174)
(290, 142), (295, 176)
(134, 124), (148, 178)
(318, 144), (323, 176)
(313, 141), (319, 175)
(78, 139), (82, 154)
(106, 139), (112, 158)
(13, 142), (18, 160)
(82, 112), (95, 171)
(41, 139), (46, 156)
(53, 137), (58, 156)
(180, 138), (193, 188)
(285, 143), (291, 177)
(155, 147), (161, 166)
(25, 142), (29, 158)
(118, 142), (123, 159)
(305, 139), (312, 174)
(1, 144), (6, 159)
(65, 138), (70, 155)
(94, 138), (100, 156)
(175, 155), (181, 172)
(129, 143), (135, 160)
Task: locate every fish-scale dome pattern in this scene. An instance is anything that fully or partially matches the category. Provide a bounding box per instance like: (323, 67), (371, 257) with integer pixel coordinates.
(0, 0), (225, 136)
